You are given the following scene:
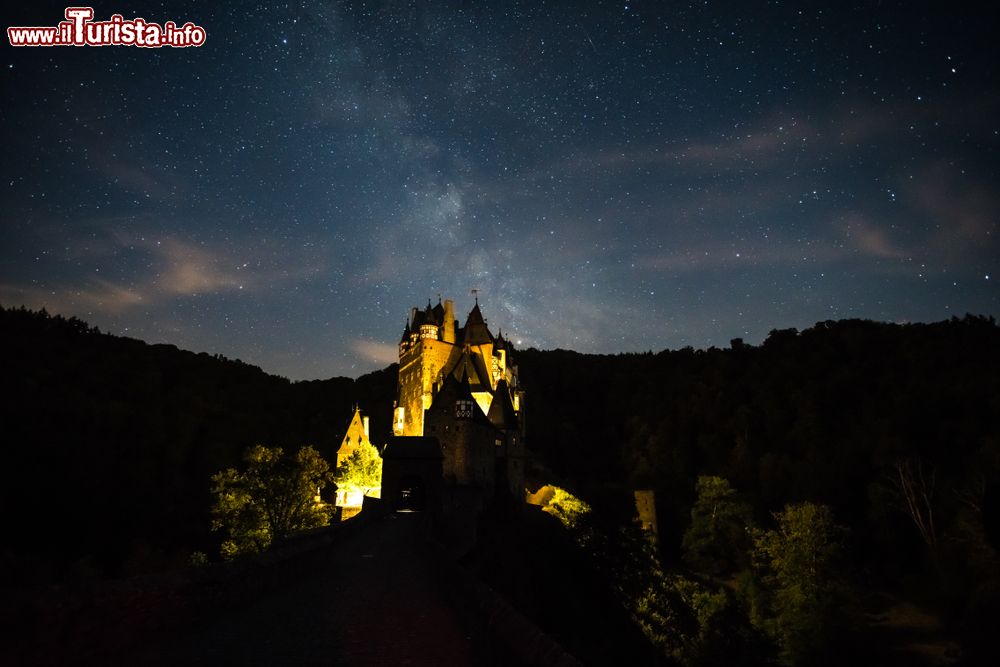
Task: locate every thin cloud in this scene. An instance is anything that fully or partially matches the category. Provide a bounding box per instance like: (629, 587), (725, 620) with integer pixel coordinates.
(905, 161), (998, 253)
(351, 339), (398, 365)
(638, 243), (844, 272)
(97, 153), (184, 200)
(545, 116), (816, 176)
(0, 280), (143, 314)
(535, 103), (915, 181)
(639, 215), (911, 273)
(842, 215), (907, 259)
(153, 239), (247, 295)
(1, 233), (327, 318)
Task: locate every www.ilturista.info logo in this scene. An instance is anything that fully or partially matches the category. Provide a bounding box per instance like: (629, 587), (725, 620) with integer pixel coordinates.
(8, 7), (206, 48)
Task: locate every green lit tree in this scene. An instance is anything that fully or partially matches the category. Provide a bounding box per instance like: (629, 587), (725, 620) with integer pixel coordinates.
(333, 441), (382, 498)
(210, 445), (333, 559)
(541, 485), (592, 529)
(682, 475), (753, 575)
(751, 502), (845, 665)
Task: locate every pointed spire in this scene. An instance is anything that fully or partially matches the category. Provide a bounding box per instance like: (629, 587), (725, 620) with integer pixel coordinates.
(466, 302), (485, 325)
(423, 298), (442, 325)
(462, 301), (493, 344)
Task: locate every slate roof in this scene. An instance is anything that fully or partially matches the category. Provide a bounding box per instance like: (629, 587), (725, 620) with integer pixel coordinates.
(486, 379), (518, 430)
(433, 371), (495, 428)
(451, 348), (492, 393)
(461, 303), (494, 345)
(400, 300), (506, 349)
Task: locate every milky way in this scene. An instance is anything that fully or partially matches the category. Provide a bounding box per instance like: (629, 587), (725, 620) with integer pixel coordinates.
(2, 1), (996, 379)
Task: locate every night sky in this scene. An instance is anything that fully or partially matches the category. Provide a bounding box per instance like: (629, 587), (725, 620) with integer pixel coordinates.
(2, 1), (997, 380)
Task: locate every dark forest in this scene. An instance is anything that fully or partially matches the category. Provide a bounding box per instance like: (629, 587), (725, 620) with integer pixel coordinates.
(2, 306), (998, 663)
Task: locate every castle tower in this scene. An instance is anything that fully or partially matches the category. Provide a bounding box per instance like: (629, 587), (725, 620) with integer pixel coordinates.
(391, 296), (526, 507)
(442, 298), (456, 344)
(395, 299), (462, 436)
(392, 297), (523, 437)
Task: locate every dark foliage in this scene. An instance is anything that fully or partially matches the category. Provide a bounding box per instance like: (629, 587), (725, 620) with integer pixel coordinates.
(0, 306), (395, 586)
(518, 316), (999, 555)
(3, 306), (998, 661)
(466, 508), (667, 666)
(517, 315), (1000, 662)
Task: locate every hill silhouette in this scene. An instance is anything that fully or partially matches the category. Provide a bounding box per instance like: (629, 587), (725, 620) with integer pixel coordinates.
(0, 306), (395, 586)
(518, 317), (1000, 558)
(2, 306), (999, 660)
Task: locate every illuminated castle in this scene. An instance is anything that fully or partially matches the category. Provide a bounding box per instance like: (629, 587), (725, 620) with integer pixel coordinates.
(390, 297), (526, 501)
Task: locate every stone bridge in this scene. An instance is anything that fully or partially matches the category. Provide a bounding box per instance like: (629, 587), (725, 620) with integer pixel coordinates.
(5, 506), (580, 666)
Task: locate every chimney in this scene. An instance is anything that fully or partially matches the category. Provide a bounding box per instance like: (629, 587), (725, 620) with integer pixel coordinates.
(363, 416), (370, 439)
(443, 299), (456, 343)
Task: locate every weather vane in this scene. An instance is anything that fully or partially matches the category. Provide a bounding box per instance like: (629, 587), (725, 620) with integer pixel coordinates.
(470, 287), (480, 304)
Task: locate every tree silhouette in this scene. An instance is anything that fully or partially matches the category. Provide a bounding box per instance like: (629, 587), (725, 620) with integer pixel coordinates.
(682, 475), (753, 575)
(891, 456), (939, 562)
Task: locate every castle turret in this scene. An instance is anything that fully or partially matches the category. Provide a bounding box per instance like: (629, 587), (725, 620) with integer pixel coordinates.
(417, 300), (440, 340)
(399, 319), (412, 354)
